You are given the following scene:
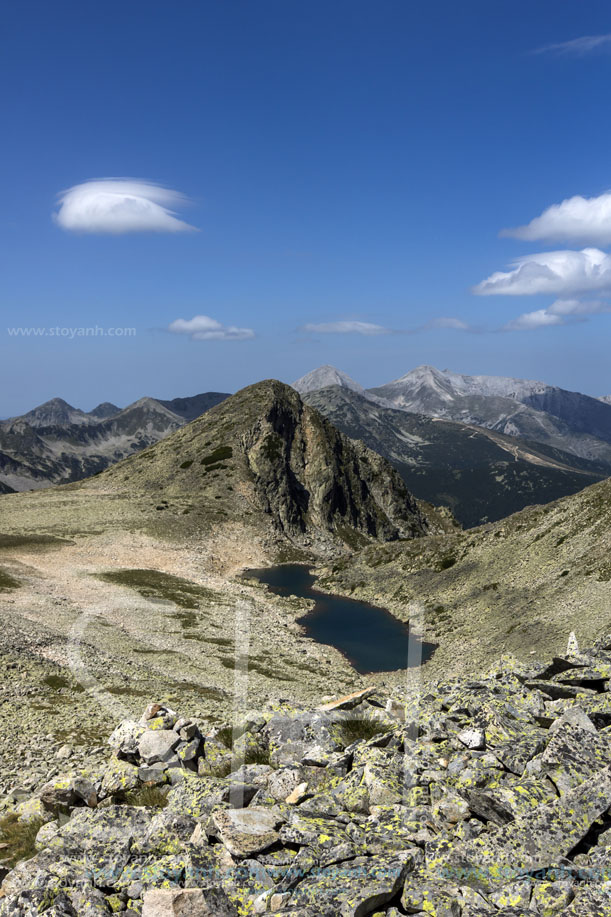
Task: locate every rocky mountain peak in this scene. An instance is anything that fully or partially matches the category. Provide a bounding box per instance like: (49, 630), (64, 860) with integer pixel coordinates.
(292, 365), (364, 395)
(8, 397), (92, 428)
(96, 379), (430, 550)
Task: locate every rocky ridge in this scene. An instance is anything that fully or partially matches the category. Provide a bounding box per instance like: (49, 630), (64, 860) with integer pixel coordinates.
(83, 379), (431, 551)
(4, 638), (611, 915)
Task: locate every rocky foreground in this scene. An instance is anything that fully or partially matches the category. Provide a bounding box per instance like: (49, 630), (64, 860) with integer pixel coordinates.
(4, 639), (611, 915)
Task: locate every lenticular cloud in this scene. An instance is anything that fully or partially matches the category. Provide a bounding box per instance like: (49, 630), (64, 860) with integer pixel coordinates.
(54, 179), (197, 234)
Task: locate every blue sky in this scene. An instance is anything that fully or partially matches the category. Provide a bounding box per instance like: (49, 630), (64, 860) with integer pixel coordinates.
(2, 0), (611, 414)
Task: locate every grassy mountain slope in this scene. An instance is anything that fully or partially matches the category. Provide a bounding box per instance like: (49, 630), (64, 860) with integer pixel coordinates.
(318, 475), (611, 679)
(89, 379), (430, 550)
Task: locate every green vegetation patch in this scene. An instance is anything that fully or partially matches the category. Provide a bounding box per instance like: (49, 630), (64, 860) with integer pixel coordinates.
(274, 545), (314, 564)
(0, 569), (20, 591)
(201, 446), (233, 466)
(261, 433), (283, 462)
(341, 717), (389, 745)
(179, 460), (194, 469)
(123, 786), (169, 808)
(219, 656), (295, 681)
(43, 674), (84, 693)
(0, 813), (46, 868)
(95, 569), (220, 609)
(335, 525), (371, 551)
(0, 534), (72, 550)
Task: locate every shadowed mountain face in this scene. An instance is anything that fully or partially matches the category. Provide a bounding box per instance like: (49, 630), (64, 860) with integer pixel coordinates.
(95, 379), (431, 549)
(88, 401), (121, 419)
(303, 386), (606, 528)
(0, 392), (230, 492)
(367, 365), (611, 466)
(157, 392), (231, 422)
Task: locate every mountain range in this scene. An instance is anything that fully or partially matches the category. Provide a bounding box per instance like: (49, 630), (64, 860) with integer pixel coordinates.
(302, 384), (606, 527)
(0, 392), (229, 492)
(0, 381), (435, 561)
(2, 364), (610, 530)
(2, 378), (610, 688)
(294, 364), (611, 466)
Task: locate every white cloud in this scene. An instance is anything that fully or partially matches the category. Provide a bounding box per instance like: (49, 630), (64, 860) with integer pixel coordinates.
(474, 248), (611, 297)
(504, 309), (565, 331)
(534, 34), (611, 56)
(301, 321), (390, 335)
(168, 315), (254, 341)
(425, 317), (472, 331)
(548, 297), (610, 316)
(502, 191), (611, 246)
(54, 179), (197, 234)
(504, 298), (611, 331)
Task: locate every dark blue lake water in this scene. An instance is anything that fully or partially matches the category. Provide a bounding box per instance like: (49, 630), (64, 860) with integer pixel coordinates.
(246, 564), (436, 675)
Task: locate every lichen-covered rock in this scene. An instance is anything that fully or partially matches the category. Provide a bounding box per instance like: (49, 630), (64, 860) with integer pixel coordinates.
(288, 853), (410, 916)
(138, 730), (181, 765)
(212, 807), (283, 857)
(434, 769), (611, 890)
(8, 641), (611, 916)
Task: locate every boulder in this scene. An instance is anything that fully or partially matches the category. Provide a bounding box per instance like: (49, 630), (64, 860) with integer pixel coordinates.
(142, 887), (238, 916)
(139, 729), (181, 764)
(212, 807), (283, 857)
(289, 853), (410, 916)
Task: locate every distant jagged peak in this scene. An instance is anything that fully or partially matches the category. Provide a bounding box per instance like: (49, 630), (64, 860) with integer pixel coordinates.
(386, 364), (552, 399)
(10, 397), (93, 427)
(88, 401), (121, 419)
(599, 395), (611, 406)
(292, 364), (364, 394)
(113, 396), (183, 420)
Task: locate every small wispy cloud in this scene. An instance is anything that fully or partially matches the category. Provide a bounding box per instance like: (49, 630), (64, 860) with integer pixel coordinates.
(54, 179), (197, 234)
(423, 317), (473, 331)
(533, 33), (611, 56)
(504, 309), (565, 331)
(301, 316), (478, 336)
(168, 315), (254, 341)
(504, 298), (611, 331)
(301, 321), (390, 335)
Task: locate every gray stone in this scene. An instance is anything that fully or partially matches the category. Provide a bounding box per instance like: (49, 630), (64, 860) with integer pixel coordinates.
(457, 728), (486, 750)
(212, 806), (283, 857)
(289, 853), (409, 916)
(142, 887), (238, 916)
(138, 729), (181, 764)
(108, 720), (146, 758)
